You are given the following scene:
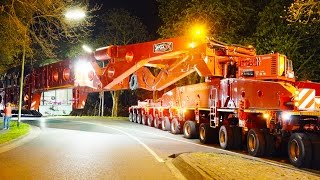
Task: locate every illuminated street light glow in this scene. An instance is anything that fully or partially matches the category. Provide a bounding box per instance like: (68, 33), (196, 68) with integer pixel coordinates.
(191, 24), (207, 38)
(82, 44), (93, 53)
(65, 9), (86, 20)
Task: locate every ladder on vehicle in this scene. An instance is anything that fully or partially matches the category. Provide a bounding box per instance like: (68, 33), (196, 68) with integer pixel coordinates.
(209, 87), (218, 128)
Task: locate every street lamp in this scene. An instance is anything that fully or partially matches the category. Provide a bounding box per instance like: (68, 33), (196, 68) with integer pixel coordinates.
(17, 9), (86, 127)
(82, 44), (93, 53)
(65, 9), (86, 20)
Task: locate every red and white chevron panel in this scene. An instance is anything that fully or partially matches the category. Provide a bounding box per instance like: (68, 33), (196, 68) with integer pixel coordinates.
(297, 88), (315, 111)
(315, 96), (320, 110)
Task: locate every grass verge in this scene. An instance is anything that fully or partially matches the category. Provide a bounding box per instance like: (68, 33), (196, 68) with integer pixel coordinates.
(0, 121), (30, 145)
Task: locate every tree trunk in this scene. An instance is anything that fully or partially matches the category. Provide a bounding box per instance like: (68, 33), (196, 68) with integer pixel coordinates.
(111, 91), (120, 117)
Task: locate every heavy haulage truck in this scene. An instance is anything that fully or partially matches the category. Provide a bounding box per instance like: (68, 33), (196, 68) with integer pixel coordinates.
(1, 34), (319, 168)
(94, 36), (320, 169)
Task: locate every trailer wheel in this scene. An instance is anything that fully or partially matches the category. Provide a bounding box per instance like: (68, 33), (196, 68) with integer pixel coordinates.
(161, 116), (170, 131)
(141, 114), (147, 125)
(288, 133), (312, 168)
(132, 113), (137, 123)
(183, 120), (198, 139)
(147, 115), (154, 127)
(199, 123), (214, 144)
(136, 113), (142, 124)
(247, 128), (265, 157)
(171, 118), (181, 134)
(219, 125), (234, 149)
(154, 116), (161, 128)
(129, 112), (133, 122)
(307, 133), (320, 169)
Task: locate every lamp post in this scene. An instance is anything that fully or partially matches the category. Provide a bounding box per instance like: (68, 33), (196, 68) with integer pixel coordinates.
(17, 9), (86, 127)
(17, 29), (27, 127)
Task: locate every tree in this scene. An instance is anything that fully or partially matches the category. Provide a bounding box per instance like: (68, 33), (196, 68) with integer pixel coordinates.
(253, 0), (320, 81)
(157, 0), (319, 81)
(157, 0), (258, 86)
(0, 0), (96, 124)
(95, 9), (149, 117)
(157, 0), (256, 43)
(287, 0), (320, 24)
(0, 0), (95, 72)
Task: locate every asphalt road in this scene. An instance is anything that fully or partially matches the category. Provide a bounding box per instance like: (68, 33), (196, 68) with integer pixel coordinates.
(0, 117), (226, 179)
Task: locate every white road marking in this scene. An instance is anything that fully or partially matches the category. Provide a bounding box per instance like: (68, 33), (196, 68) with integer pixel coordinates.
(70, 120), (301, 171)
(75, 121), (164, 163)
(114, 126), (298, 169)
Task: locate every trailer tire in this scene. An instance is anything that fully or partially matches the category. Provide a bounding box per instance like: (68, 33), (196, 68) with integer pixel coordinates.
(136, 113), (142, 124)
(171, 118), (181, 134)
(132, 113), (137, 123)
(183, 120), (198, 139)
(307, 133), (320, 169)
(288, 133), (312, 168)
(154, 116), (161, 129)
(199, 123), (213, 144)
(141, 114), (147, 125)
(129, 112), (133, 122)
(219, 125), (234, 149)
(232, 126), (242, 149)
(161, 116), (170, 131)
(247, 128), (265, 157)
(147, 115), (154, 127)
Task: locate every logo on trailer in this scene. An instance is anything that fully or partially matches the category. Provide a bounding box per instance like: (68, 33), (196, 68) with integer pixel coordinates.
(153, 42), (173, 53)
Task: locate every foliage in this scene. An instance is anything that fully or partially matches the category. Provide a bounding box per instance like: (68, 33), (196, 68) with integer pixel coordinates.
(157, 0), (319, 81)
(157, 0), (257, 43)
(0, 0), (96, 73)
(287, 0), (320, 24)
(253, 0), (320, 81)
(95, 9), (149, 46)
(93, 9), (150, 117)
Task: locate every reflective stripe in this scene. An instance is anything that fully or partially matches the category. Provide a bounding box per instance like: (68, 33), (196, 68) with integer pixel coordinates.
(315, 97), (320, 110)
(31, 101), (36, 110)
(298, 88), (315, 110)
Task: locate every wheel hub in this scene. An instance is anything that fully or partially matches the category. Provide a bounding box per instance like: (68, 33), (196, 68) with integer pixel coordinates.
(185, 124), (190, 136)
(248, 134), (256, 152)
(220, 131), (226, 144)
(289, 139), (300, 162)
(200, 127), (205, 140)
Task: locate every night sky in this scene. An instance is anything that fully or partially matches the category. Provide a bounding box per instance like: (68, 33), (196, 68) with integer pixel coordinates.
(92, 0), (160, 35)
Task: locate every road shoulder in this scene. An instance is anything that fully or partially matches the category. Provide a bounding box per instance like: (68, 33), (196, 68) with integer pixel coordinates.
(0, 125), (41, 154)
(171, 152), (320, 179)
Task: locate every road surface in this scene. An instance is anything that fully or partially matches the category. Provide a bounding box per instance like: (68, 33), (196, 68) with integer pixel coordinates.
(0, 117), (222, 179)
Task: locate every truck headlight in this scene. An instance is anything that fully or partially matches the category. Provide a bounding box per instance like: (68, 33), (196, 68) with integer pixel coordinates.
(282, 112), (291, 121)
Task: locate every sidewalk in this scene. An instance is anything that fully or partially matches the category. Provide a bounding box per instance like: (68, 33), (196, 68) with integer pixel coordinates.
(172, 152), (320, 180)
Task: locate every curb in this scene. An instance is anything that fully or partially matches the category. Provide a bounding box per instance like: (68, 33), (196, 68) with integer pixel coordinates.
(171, 152), (320, 179)
(0, 125), (41, 154)
(165, 158), (188, 180)
(171, 154), (211, 180)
